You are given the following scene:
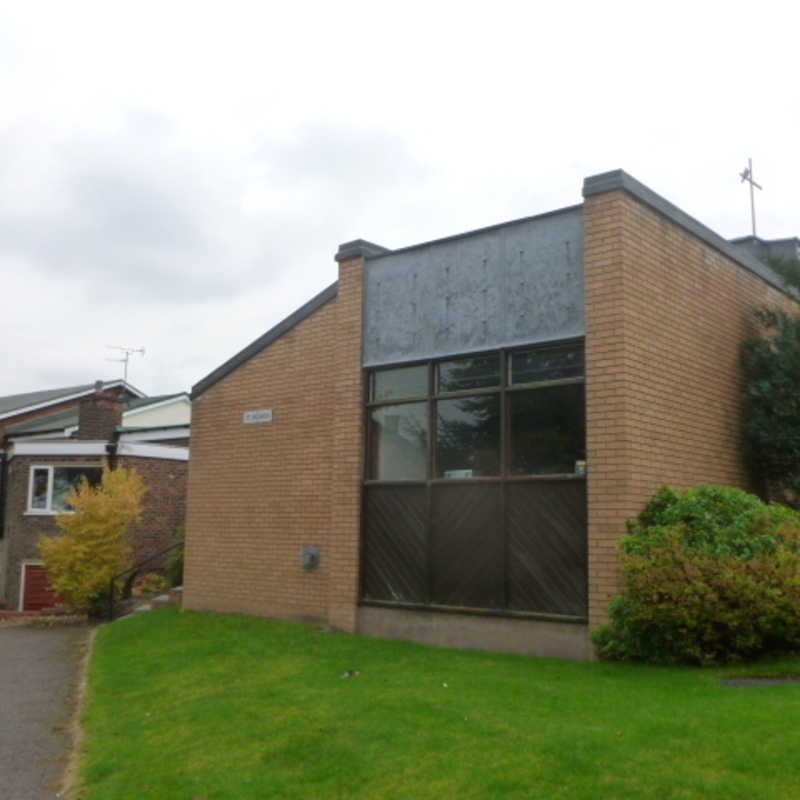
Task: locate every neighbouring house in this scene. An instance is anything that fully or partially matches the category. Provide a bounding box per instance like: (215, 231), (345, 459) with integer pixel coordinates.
(182, 169), (799, 660)
(0, 383), (190, 610)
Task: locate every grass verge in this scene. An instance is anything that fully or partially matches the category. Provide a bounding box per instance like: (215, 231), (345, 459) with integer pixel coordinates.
(79, 608), (800, 799)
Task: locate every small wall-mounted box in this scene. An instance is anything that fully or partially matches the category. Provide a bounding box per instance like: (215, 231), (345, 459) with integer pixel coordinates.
(301, 545), (321, 571)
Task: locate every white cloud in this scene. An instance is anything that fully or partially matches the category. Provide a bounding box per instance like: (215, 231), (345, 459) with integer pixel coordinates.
(0, 0), (798, 396)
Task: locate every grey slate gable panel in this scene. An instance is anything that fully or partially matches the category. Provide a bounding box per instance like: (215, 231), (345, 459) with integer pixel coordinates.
(191, 281), (339, 399)
(363, 206), (584, 367)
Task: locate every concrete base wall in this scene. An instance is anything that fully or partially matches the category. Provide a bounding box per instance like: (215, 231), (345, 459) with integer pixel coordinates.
(357, 605), (592, 661)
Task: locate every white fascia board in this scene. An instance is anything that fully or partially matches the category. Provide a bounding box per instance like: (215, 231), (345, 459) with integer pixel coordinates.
(118, 427), (190, 443)
(123, 394), (190, 418)
(117, 442), (189, 461)
(0, 379), (146, 422)
(9, 441), (108, 459)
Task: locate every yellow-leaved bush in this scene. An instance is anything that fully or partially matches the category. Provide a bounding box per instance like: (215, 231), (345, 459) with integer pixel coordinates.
(39, 466), (147, 612)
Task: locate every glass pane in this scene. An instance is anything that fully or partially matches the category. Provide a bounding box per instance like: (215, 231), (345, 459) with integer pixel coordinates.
(510, 345), (583, 385)
(368, 403), (428, 480)
(30, 468), (49, 509)
(437, 395), (500, 478)
(52, 467), (102, 511)
(438, 354), (500, 393)
(372, 366), (427, 402)
(510, 385), (585, 475)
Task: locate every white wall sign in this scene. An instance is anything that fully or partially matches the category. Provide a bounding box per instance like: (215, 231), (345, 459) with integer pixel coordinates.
(243, 409), (273, 424)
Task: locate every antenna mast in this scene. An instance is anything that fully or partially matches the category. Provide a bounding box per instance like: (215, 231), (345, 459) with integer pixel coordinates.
(106, 345), (145, 382)
(739, 158), (763, 237)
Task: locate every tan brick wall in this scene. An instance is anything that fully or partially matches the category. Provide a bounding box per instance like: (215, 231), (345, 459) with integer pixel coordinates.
(183, 260), (366, 629)
(327, 257), (366, 631)
(584, 190), (800, 626)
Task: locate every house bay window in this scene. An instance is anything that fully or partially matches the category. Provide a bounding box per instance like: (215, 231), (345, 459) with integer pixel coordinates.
(28, 465), (102, 513)
(362, 341), (587, 619)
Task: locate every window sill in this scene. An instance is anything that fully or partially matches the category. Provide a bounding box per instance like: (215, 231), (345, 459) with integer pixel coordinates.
(24, 510), (73, 516)
(364, 474), (587, 486)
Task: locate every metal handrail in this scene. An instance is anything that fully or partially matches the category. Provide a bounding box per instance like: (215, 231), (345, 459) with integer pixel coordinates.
(107, 540), (183, 621)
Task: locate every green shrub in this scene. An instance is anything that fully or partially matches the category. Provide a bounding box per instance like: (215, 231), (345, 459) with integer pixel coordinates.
(743, 305), (800, 505)
(593, 485), (800, 665)
(624, 484), (799, 560)
(132, 572), (171, 597)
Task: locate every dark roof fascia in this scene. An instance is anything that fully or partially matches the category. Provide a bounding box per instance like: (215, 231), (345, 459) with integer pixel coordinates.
(116, 423), (189, 433)
(583, 170), (791, 298)
(335, 239), (391, 263)
(191, 281), (339, 400)
(365, 204), (584, 263)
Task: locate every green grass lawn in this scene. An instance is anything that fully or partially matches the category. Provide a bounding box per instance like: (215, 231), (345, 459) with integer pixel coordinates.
(79, 608), (800, 799)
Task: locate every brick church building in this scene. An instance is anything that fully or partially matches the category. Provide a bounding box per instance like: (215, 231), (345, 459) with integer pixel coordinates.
(182, 170), (799, 659)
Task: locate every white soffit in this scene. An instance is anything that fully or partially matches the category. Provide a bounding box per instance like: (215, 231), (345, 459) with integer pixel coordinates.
(117, 442), (189, 461)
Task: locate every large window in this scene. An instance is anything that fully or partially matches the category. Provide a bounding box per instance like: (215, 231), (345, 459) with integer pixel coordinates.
(366, 343), (585, 481)
(28, 465), (102, 514)
(362, 342), (588, 619)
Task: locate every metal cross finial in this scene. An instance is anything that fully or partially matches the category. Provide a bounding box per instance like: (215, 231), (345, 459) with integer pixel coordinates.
(740, 157), (763, 237)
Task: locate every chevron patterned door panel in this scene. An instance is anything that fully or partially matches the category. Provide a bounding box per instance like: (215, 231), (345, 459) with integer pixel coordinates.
(430, 484), (504, 609)
(507, 481), (587, 616)
(362, 486), (427, 604)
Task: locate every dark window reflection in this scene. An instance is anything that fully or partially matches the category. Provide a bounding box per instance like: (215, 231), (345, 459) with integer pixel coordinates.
(369, 403), (428, 480)
(31, 468), (49, 509)
(510, 385), (585, 475)
(510, 346), (583, 385)
(52, 467), (102, 511)
(373, 366), (427, 402)
(438, 354), (500, 393)
(437, 395), (500, 477)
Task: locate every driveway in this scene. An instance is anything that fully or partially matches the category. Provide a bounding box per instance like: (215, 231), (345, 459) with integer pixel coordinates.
(0, 625), (89, 800)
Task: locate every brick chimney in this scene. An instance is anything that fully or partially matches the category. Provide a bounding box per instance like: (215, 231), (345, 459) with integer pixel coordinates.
(77, 381), (124, 441)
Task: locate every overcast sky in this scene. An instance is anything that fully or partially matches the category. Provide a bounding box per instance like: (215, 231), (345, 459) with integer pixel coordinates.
(1, 1), (798, 397)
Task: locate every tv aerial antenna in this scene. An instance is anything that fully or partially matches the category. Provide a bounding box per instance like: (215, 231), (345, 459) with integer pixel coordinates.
(739, 158), (762, 237)
(106, 345), (145, 382)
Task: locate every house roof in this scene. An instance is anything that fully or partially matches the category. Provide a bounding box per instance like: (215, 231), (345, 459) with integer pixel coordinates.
(5, 393), (187, 437)
(0, 380), (145, 421)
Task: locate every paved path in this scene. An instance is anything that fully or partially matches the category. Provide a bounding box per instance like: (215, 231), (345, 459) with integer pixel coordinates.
(0, 625), (88, 800)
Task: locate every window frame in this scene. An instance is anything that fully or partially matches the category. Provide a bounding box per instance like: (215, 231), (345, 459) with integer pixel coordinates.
(26, 464), (103, 515)
(364, 339), (585, 485)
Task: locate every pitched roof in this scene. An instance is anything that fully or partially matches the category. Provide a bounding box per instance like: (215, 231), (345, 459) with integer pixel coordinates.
(0, 383), (95, 415)
(0, 380), (145, 419)
(5, 392), (186, 436)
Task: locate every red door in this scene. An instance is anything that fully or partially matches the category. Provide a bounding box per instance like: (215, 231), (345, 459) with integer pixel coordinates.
(22, 564), (63, 611)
